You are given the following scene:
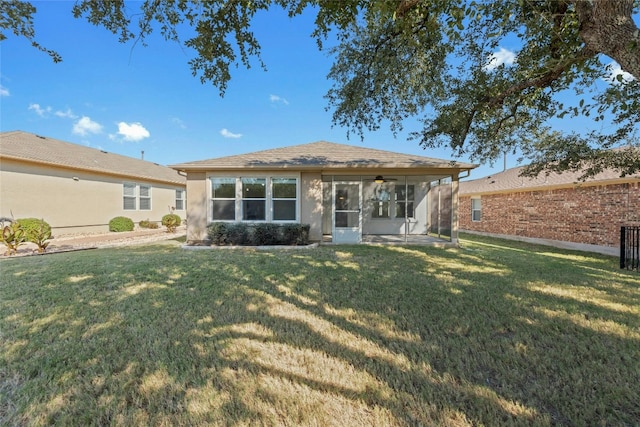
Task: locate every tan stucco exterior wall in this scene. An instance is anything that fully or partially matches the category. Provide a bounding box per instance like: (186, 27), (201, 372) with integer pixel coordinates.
(300, 172), (323, 241)
(0, 159), (185, 234)
(184, 171), (322, 243)
(185, 171), (208, 243)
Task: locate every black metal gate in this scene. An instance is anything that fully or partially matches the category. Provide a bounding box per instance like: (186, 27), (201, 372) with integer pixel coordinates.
(620, 226), (640, 271)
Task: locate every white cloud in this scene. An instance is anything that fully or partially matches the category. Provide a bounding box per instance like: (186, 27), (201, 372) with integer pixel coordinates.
(269, 94), (289, 105)
(55, 108), (77, 119)
(73, 116), (103, 136)
(484, 48), (516, 71)
(28, 103), (52, 117)
(0, 85), (9, 97)
(116, 122), (150, 142)
(604, 62), (635, 85)
(220, 128), (242, 139)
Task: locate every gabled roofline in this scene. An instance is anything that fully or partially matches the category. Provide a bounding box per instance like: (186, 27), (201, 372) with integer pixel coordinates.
(170, 140), (477, 172)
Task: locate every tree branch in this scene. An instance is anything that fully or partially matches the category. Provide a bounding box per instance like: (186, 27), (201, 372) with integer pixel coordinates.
(484, 47), (595, 107)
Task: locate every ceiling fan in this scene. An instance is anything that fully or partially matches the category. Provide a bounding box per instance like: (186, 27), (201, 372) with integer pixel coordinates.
(367, 175), (398, 184)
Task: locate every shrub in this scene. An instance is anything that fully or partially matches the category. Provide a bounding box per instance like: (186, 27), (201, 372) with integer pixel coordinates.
(109, 216), (134, 232)
(162, 214), (181, 233)
(139, 219), (159, 229)
(1, 221), (26, 255)
(206, 222), (310, 246)
(284, 223), (310, 245)
(253, 223), (280, 245)
(16, 218), (52, 253)
(208, 222), (247, 245)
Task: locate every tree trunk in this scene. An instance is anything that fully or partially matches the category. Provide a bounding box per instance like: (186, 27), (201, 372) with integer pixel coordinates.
(575, 0), (640, 80)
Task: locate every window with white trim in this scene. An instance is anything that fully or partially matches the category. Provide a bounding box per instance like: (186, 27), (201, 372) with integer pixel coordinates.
(209, 176), (299, 223)
(272, 178), (297, 221)
(371, 185), (391, 219)
(139, 185), (151, 210)
(471, 197), (482, 222)
(395, 185), (415, 218)
(211, 178), (236, 220)
(123, 183), (137, 210)
(242, 178), (266, 221)
(175, 189), (185, 210)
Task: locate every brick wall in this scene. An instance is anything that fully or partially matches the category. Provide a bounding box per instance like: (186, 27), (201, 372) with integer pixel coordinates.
(459, 182), (640, 248)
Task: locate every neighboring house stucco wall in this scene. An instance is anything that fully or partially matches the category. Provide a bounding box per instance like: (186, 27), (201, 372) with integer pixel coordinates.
(0, 158), (185, 234)
(459, 181), (640, 251)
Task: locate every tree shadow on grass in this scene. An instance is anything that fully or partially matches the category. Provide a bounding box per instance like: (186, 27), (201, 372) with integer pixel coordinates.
(1, 239), (639, 425)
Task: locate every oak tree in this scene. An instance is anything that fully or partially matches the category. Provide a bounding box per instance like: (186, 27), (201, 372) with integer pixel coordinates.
(2, 0), (638, 177)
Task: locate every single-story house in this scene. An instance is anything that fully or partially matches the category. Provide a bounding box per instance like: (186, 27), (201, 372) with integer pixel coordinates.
(0, 131), (186, 234)
(170, 141), (476, 244)
(459, 165), (640, 256)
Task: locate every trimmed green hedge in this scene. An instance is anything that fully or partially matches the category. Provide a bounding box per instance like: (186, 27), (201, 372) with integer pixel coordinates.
(109, 216), (134, 232)
(207, 222), (310, 246)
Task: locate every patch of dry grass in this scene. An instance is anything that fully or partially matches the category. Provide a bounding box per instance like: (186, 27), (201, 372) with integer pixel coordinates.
(1, 234), (639, 426)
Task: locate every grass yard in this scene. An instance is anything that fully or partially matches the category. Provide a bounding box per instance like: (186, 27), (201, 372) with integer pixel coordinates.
(1, 234), (639, 426)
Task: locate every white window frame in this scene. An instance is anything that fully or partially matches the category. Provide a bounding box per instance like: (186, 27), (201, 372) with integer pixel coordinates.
(242, 178), (267, 221)
(395, 184), (415, 219)
(370, 184), (391, 219)
(175, 189), (185, 211)
(208, 174), (299, 223)
(271, 177), (298, 222)
(123, 183), (153, 211)
(471, 197), (482, 222)
(210, 177), (237, 221)
(123, 182), (137, 210)
(139, 184), (152, 211)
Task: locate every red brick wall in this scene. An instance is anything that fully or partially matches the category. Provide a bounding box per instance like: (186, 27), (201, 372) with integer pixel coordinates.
(459, 182), (640, 248)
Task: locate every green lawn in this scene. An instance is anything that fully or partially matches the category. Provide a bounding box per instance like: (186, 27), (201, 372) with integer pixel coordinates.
(1, 234), (638, 426)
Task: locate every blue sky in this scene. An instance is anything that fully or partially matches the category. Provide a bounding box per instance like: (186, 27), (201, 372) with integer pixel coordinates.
(1, 2), (635, 179)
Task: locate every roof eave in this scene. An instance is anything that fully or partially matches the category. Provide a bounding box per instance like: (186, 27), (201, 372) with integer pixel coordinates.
(2, 154), (186, 186)
(171, 163), (476, 172)
(459, 176), (640, 196)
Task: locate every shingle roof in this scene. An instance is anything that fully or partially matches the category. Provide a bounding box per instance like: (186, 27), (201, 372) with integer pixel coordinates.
(1, 131), (185, 185)
(170, 141), (476, 171)
(460, 164), (639, 195)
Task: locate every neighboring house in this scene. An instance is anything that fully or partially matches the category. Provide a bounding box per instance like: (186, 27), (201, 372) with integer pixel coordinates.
(170, 141), (476, 244)
(0, 131), (186, 234)
(459, 165), (640, 256)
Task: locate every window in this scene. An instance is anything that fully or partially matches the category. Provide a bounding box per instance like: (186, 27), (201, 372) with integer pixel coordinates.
(395, 185), (415, 218)
(210, 176), (298, 222)
(123, 183), (137, 210)
(471, 198), (482, 221)
(272, 178), (297, 221)
(211, 178), (236, 220)
(175, 189), (185, 211)
(139, 185), (151, 210)
(371, 185), (390, 219)
(242, 178), (266, 220)
(123, 183), (153, 210)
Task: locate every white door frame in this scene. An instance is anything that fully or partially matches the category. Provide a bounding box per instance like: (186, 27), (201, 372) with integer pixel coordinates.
(332, 181), (362, 243)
